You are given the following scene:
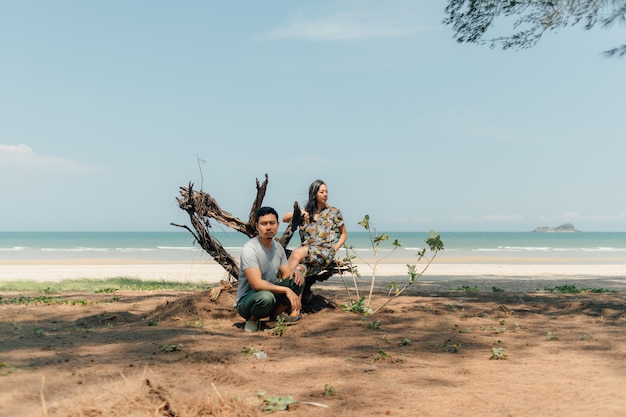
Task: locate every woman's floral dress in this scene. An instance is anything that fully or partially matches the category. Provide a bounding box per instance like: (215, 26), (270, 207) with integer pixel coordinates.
(300, 205), (344, 276)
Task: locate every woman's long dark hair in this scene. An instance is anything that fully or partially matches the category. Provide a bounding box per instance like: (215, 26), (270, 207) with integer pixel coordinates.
(305, 179), (325, 222)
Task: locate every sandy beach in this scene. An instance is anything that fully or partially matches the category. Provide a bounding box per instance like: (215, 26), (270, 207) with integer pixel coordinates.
(1, 257), (625, 292)
(2, 256), (626, 416)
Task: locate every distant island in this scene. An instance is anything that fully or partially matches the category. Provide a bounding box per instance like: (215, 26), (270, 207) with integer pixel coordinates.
(533, 223), (580, 232)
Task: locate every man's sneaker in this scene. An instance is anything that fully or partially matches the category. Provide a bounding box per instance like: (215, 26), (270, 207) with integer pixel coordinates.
(244, 319), (259, 332)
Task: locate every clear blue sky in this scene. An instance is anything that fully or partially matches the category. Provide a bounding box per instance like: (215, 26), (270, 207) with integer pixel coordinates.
(1, 1), (624, 232)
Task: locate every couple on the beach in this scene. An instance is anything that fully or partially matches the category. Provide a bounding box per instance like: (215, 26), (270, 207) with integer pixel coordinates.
(234, 179), (348, 332)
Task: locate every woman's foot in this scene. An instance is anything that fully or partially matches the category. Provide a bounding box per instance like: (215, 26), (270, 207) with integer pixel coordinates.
(277, 312), (300, 322)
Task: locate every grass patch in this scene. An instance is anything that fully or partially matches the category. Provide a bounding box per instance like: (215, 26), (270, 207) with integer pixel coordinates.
(0, 277), (214, 293)
(543, 284), (616, 294)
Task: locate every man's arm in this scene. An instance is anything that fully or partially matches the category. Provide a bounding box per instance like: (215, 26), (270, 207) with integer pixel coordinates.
(245, 267), (302, 311)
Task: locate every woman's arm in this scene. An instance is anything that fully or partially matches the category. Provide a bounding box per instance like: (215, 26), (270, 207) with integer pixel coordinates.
(334, 223), (347, 252)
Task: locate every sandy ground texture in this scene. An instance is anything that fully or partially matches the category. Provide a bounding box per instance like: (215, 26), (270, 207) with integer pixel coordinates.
(1, 276), (625, 417)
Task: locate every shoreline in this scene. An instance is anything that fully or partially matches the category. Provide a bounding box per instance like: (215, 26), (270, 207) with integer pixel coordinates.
(1, 258), (624, 291)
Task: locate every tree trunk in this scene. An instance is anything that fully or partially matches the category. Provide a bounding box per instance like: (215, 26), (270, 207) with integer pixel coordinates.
(171, 174), (351, 297)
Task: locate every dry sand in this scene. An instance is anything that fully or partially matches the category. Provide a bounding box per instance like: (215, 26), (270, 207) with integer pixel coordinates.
(1, 258), (625, 416)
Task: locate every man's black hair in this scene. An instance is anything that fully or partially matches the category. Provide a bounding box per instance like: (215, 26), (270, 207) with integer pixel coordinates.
(255, 206), (279, 223)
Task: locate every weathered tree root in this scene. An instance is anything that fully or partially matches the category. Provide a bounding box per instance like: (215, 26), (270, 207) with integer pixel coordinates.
(171, 174), (352, 301)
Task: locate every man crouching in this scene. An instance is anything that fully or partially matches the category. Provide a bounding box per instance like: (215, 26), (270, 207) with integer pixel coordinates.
(235, 206), (304, 332)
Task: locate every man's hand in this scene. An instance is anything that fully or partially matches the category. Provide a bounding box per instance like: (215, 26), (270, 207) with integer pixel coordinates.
(285, 288), (302, 312)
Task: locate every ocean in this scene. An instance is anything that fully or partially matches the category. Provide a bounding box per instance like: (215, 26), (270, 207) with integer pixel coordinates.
(2, 231), (626, 263)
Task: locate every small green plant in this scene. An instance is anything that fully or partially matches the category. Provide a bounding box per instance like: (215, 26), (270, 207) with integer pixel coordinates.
(94, 287), (118, 293)
(442, 340), (461, 353)
(0, 361), (20, 376)
(399, 338), (413, 346)
(492, 286), (504, 292)
(159, 343), (184, 352)
(2, 295), (67, 305)
(372, 349), (392, 362)
(455, 285), (479, 292)
(480, 325), (507, 334)
(580, 333), (594, 341)
(453, 324), (472, 333)
(386, 281), (399, 296)
(186, 315), (204, 328)
(542, 284), (616, 294)
(268, 316), (287, 336)
(544, 284), (579, 293)
(367, 320), (382, 329)
(0, 277), (211, 294)
(546, 332), (559, 341)
(489, 347), (508, 360)
(241, 346), (260, 356)
(323, 384), (336, 397)
(32, 328), (45, 337)
(447, 304), (461, 313)
(341, 217), (444, 315)
(339, 297), (370, 314)
(256, 392), (297, 413)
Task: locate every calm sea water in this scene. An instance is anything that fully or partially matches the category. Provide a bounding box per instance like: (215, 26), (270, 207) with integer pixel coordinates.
(1, 231), (626, 262)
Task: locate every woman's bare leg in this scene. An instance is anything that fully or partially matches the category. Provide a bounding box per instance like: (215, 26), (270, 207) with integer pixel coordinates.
(287, 246), (308, 317)
(287, 246), (307, 272)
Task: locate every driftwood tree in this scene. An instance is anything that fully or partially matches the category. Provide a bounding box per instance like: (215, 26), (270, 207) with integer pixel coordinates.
(171, 174), (350, 301)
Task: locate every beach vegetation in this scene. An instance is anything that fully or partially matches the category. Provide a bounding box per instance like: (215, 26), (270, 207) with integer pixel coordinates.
(442, 340), (461, 353)
(455, 285), (479, 292)
(339, 296), (369, 314)
(158, 343), (184, 353)
(32, 328), (45, 337)
(257, 391), (297, 413)
(399, 338), (413, 346)
(453, 324), (472, 333)
(481, 325), (507, 334)
(0, 361), (20, 376)
(0, 278), (213, 293)
(186, 315), (204, 328)
(341, 215), (443, 315)
(372, 349), (393, 361)
(546, 332), (559, 341)
(0, 295), (97, 306)
(367, 319), (382, 330)
(489, 347), (508, 360)
(323, 384), (336, 397)
(443, 0), (626, 58)
(492, 286), (504, 292)
(543, 284), (616, 294)
(241, 346), (260, 356)
(94, 287), (118, 293)
(447, 304), (463, 313)
(268, 316), (288, 336)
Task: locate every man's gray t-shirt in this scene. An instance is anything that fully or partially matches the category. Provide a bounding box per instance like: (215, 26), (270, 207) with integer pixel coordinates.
(235, 237), (288, 303)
